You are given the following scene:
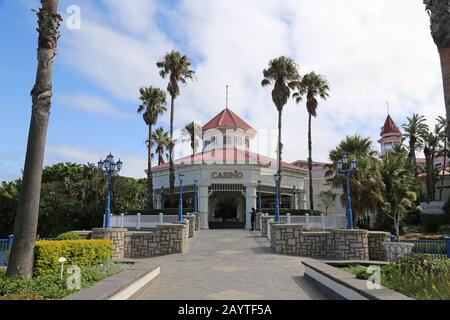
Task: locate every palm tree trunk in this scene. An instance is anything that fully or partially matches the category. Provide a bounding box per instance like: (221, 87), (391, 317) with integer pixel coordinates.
(439, 145), (447, 201)
(308, 113), (314, 214)
(439, 47), (450, 149)
(277, 109), (283, 210)
(169, 96), (175, 207)
(6, 0), (61, 280)
(425, 148), (434, 202)
(147, 124), (154, 209)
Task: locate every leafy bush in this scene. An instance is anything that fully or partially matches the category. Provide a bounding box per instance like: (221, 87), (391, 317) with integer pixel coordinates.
(33, 240), (112, 276)
(421, 215), (447, 232)
(382, 254), (450, 300)
(0, 262), (129, 300)
(56, 232), (81, 240)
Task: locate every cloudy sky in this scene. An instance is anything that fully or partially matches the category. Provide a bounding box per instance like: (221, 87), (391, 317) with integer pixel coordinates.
(0, 0), (445, 181)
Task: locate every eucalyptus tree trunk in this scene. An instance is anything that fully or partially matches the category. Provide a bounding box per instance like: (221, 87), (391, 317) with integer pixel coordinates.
(6, 0), (62, 279)
(169, 96), (175, 207)
(308, 113), (314, 214)
(147, 124), (154, 209)
(425, 0), (450, 147)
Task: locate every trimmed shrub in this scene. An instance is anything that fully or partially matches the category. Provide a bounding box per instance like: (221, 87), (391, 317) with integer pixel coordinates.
(56, 232), (81, 240)
(421, 215), (447, 232)
(33, 240), (112, 276)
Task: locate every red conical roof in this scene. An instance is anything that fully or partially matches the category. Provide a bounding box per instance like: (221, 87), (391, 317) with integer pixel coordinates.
(381, 115), (401, 136)
(202, 108), (254, 132)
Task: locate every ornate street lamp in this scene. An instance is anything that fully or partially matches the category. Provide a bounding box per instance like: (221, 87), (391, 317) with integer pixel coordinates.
(336, 154), (357, 229)
(257, 179), (262, 213)
(178, 173), (185, 222)
(274, 173), (281, 222)
(98, 154), (123, 228)
(289, 185), (300, 210)
(194, 180), (198, 213)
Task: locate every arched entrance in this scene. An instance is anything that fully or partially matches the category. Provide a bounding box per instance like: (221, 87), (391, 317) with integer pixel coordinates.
(208, 184), (246, 229)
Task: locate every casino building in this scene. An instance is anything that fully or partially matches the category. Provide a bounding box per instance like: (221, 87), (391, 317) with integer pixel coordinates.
(152, 107), (308, 230)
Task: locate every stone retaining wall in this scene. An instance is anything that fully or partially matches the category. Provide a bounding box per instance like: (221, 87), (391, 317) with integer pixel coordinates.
(368, 231), (390, 261)
(92, 228), (127, 260)
(186, 214), (197, 238)
(256, 213), (263, 231)
(261, 215), (272, 237)
(270, 225), (382, 261)
(93, 224), (189, 260)
(192, 213), (201, 231)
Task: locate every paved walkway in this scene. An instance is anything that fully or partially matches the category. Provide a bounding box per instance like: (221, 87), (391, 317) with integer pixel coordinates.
(130, 230), (328, 300)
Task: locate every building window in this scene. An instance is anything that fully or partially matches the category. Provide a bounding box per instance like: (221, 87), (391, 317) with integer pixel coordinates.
(245, 138), (250, 148)
(223, 136), (232, 146)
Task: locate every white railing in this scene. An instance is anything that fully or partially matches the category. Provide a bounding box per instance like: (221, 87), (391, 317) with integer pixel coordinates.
(265, 214), (347, 230)
(110, 213), (181, 229)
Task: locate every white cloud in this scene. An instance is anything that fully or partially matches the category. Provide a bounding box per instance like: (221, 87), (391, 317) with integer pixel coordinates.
(58, 0), (445, 165)
(55, 94), (131, 118)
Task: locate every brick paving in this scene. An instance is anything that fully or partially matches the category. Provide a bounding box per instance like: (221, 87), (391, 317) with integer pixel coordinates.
(130, 230), (328, 300)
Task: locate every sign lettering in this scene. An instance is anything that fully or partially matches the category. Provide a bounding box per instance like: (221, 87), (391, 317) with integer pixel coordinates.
(212, 172), (244, 179)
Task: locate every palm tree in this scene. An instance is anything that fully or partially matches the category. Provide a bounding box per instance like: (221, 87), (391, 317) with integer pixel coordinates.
(181, 121), (202, 158)
(379, 152), (418, 240)
(151, 127), (170, 166)
(436, 116), (449, 200)
(157, 51), (195, 206)
(294, 72), (330, 214)
(7, 0), (62, 280)
(138, 87), (167, 209)
(261, 56), (301, 178)
(424, 1), (450, 147)
(327, 135), (384, 227)
(402, 114), (429, 174)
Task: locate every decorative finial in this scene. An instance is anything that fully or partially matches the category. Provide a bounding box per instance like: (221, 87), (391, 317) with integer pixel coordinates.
(226, 85), (229, 109)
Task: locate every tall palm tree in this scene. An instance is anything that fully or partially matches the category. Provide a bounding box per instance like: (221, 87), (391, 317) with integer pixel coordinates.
(261, 56), (301, 179)
(7, 0), (62, 280)
(402, 114), (429, 174)
(151, 127), (170, 166)
(294, 72), (330, 214)
(138, 87), (167, 209)
(424, 0), (450, 146)
(181, 121), (202, 158)
(157, 51), (195, 206)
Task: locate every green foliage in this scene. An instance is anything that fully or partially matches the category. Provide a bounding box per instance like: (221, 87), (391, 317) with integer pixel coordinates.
(421, 215), (448, 232)
(382, 254), (450, 300)
(56, 232), (81, 240)
(0, 262), (129, 300)
(0, 162), (147, 238)
(127, 208), (191, 215)
(33, 240), (112, 277)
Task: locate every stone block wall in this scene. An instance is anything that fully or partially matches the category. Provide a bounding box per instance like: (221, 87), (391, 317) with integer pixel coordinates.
(270, 225), (381, 261)
(271, 224), (303, 254)
(368, 231), (390, 261)
(124, 231), (159, 258)
(261, 216), (272, 237)
(299, 232), (329, 258)
(329, 229), (369, 261)
(255, 213), (263, 231)
(186, 215), (197, 238)
(192, 213), (201, 231)
(92, 228), (127, 260)
(158, 224), (189, 255)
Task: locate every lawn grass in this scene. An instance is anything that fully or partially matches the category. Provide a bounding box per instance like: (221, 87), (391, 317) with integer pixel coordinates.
(0, 261), (130, 300)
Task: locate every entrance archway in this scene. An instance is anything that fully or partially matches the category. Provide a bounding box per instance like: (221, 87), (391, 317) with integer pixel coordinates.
(214, 198), (238, 221)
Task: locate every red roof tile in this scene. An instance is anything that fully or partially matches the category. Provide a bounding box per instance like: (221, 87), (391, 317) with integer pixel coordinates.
(381, 115), (401, 136)
(202, 108), (254, 132)
(152, 148), (306, 172)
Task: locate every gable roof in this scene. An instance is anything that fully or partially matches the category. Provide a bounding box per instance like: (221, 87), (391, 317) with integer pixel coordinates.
(381, 115), (402, 136)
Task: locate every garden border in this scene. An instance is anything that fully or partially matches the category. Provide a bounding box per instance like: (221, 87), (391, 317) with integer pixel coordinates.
(302, 259), (413, 300)
(63, 260), (160, 300)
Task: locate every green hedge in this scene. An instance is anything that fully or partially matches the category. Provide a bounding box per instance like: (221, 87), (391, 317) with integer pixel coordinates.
(56, 232), (81, 240)
(34, 240), (112, 276)
(421, 215), (448, 232)
(126, 208), (191, 215)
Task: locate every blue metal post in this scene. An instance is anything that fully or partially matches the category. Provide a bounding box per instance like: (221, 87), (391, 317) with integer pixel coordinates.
(345, 169), (353, 230)
(275, 179), (280, 223)
(258, 184), (262, 213)
(178, 179), (184, 222)
(445, 236), (450, 259)
(194, 182), (198, 213)
(105, 170), (111, 228)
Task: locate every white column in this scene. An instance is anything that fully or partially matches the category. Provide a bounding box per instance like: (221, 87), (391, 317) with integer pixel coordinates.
(299, 192), (308, 210)
(245, 185), (257, 230)
(198, 186), (210, 230)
